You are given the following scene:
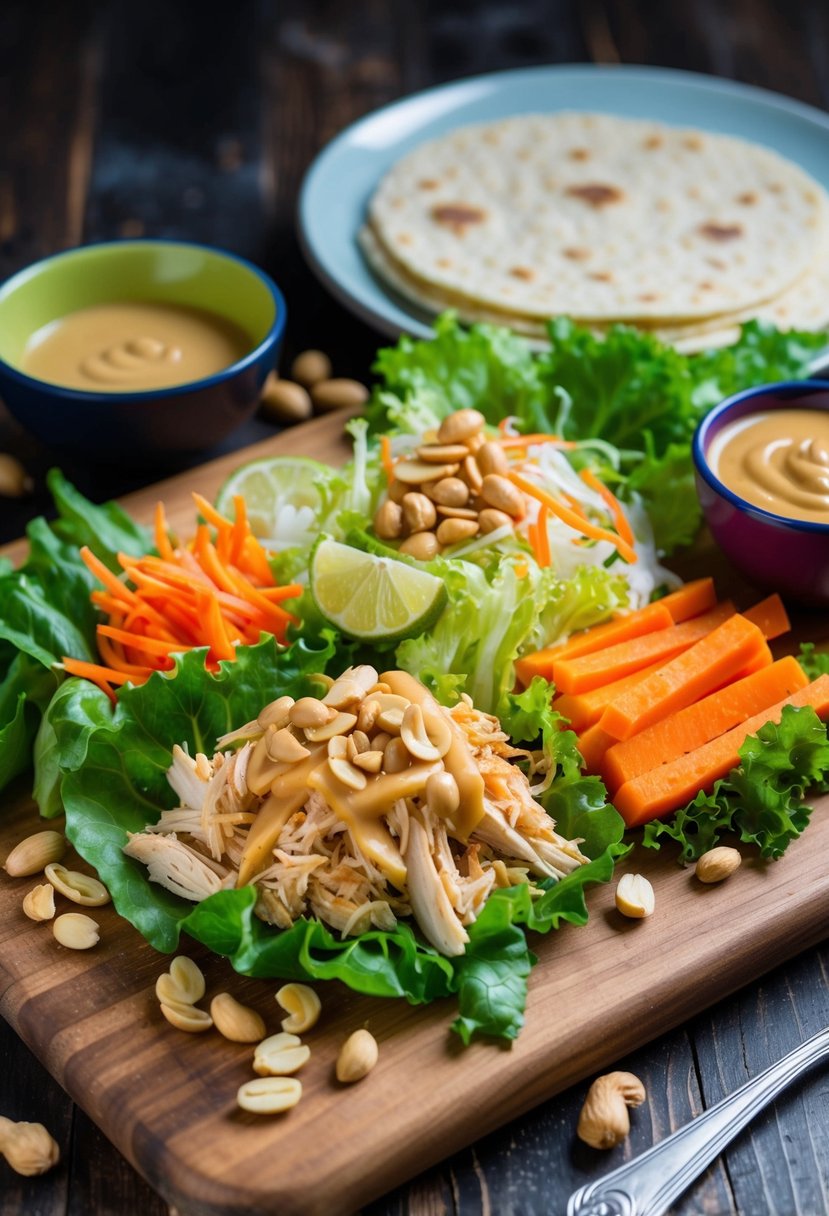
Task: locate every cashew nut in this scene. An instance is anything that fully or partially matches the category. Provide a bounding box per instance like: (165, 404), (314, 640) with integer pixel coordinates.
(577, 1071), (647, 1149)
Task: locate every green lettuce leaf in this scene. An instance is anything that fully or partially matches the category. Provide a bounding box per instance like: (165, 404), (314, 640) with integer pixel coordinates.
(57, 639), (623, 1042)
(643, 705), (829, 861)
(799, 642), (829, 681)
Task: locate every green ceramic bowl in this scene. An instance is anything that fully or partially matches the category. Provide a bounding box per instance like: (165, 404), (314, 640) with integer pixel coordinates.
(0, 240), (286, 459)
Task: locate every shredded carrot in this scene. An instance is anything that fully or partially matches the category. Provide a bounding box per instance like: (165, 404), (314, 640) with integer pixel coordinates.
(536, 505), (551, 568)
(499, 433), (578, 450)
(67, 493), (301, 695)
(380, 435), (395, 483)
(579, 468), (635, 548)
(509, 471), (638, 564)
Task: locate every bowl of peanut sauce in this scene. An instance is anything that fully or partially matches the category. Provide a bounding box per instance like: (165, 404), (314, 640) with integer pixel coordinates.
(0, 240), (286, 460)
(694, 380), (829, 605)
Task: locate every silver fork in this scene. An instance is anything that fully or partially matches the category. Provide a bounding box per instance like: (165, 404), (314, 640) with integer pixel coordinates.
(567, 1025), (829, 1216)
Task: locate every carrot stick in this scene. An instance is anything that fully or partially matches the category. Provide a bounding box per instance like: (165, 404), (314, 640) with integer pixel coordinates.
(500, 434), (578, 449)
(553, 603), (736, 695)
(97, 624), (195, 658)
(552, 661), (667, 732)
(577, 723), (618, 774)
(153, 502), (175, 563)
(602, 655), (809, 792)
(62, 657), (142, 687)
(191, 492), (232, 531)
(536, 505), (551, 568)
(515, 601), (675, 687)
(599, 614), (768, 742)
(579, 467), (635, 547)
(742, 593), (790, 641)
(509, 471), (638, 564)
(658, 578), (717, 623)
(613, 674), (829, 827)
(80, 547), (138, 605)
(380, 435), (395, 482)
(230, 495), (248, 566)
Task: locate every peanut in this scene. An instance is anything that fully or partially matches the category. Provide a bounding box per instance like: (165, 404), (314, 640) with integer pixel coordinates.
(237, 1076), (302, 1114)
(259, 375), (313, 424)
(0, 454), (33, 498)
(417, 443), (470, 463)
(310, 378), (369, 412)
(336, 1028), (378, 1083)
(437, 409), (485, 444)
(393, 458), (459, 484)
(425, 771), (460, 819)
(478, 507), (513, 534)
(160, 997), (213, 1033)
(430, 477), (469, 508)
(401, 492), (436, 533)
(476, 441), (510, 477)
(276, 983), (321, 1034)
(210, 992), (267, 1043)
(53, 912), (100, 950)
(44, 863), (110, 907)
(480, 473), (525, 517)
(22, 883), (56, 922)
(695, 846), (742, 884)
(253, 1031), (311, 1075)
(577, 1072), (646, 1149)
(398, 531), (439, 561)
(0, 1116), (59, 1175)
(290, 349), (332, 387)
(615, 873), (655, 919)
(374, 499), (404, 540)
(436, 517), (479, 546)
(289, 697), (332, 730)
(4, 830), (66, 878)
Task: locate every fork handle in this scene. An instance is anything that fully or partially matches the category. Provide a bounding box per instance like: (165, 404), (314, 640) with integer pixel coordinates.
(567, 1026), (829, 1216)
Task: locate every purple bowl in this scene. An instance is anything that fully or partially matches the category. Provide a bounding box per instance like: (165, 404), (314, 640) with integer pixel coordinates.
(693, 380), (829, 606)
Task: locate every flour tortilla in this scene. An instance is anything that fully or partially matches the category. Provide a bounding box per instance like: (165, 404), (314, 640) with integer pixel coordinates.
(366, 112), (828, 324)
(360, 222), (829, 353)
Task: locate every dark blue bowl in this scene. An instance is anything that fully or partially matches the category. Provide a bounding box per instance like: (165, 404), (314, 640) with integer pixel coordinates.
(0, 239), (286, 461)
(693, 380), (829, 605)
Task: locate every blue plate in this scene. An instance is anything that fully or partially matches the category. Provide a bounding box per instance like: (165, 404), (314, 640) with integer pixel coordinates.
(299, 64), (829, 342)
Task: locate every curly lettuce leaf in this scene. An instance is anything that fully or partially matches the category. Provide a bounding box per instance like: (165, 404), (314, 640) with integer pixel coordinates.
(643, 705), (829, 861)
(799, 642), (829, 681)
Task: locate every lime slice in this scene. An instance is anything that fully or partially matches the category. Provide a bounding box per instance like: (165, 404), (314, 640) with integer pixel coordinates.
(216, 456), (338, 544)
(310, 538), (447, 643)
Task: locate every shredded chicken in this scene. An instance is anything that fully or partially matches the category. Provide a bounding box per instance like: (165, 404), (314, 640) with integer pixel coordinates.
(124, 668), (590, 956)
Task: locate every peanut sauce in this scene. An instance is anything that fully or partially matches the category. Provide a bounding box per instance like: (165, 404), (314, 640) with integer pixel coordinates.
(710, 408), (829, 524)
(21, 301), (251, 392)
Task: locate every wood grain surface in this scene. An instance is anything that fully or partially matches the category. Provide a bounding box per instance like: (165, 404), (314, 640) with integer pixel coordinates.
(1, 413), (829, 1216)
(3, 2), (829, 1213)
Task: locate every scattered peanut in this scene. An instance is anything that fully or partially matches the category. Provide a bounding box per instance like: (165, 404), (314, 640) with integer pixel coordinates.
(276, 983), (322, 1034)
(398, 531), (439, 561)
(480, 473), (525, 517)
(53, 912), (100, 950)
(311, 378), (369, 413)
(237, 1076), (302, 1114)
(0, 454), (33, 498)
(169, 955), (206, 1003)
(210, 993), (267, 1043)
(4, 830), (66, 878)
(290, 349), (332, 387)
(0, 1116), (60, 1176)
(253, 1031), (311, 1076)
(437, 408), (485, 443)
(425, 770), (460, 819)
(695, 846), (742, 884)
(478, 507), (513, 534)
(336, 1028), (378, 1083)
(374, 499), (404, 540)
(615, 873), (655, 919)
(401, 491), (436, 533)
(436, 517), (478, 546)
(577, 1072), (647, 1149)
(44, 863), (111, 907)
(259, 373), (313, 425)
(160, 998), (214, 1033)
(22, 883), (56, 922)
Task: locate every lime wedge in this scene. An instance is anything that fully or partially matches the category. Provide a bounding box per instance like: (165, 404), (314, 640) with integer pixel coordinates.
(216, 456), (339, 548)
(310, 539), (447, 643)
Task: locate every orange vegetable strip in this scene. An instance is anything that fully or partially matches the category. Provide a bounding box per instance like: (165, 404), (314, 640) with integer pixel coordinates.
(509, 471), (637, 564)
(536, 505), (551, 568)
(742, 593), (790, 641)
(198, 591), (236, 662)
(96, 634), (156, 677)
(62, 657), (139, 688)
(577, 724), (618, 775)
(194, 528), (240, 596)
(257, 584), (303, 603)
(98, 624), (195, 658)
(602, 655), (809, 792)
(613, 674), (829, 827)
(599, 614), (767, 741)
(561, 492), (589, 521)
(226, 567), (296, 625)
(657, 578), (717, 623)
(191, 492), (232, 531)
(239, 534), (275, 586)
(553, 602), (735, 695)
(500, 434), (578, 450)
(215, 523), (231, 565)
(552, 661), (667, 733)
(526, 514), (541, 564)
(80, 547), (139, 605)
(153, 502), (176, 562)
(230, 495), (249, 565)
(579, 467), (635, 548)
(516, 601), (675, 688)
(380, 435), (395, 482)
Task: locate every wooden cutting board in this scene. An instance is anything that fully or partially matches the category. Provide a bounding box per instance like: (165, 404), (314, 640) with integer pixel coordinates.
(1, 414), (828, 1216)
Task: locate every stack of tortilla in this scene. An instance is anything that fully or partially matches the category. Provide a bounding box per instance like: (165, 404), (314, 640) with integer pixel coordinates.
(360, 112), (829, 351)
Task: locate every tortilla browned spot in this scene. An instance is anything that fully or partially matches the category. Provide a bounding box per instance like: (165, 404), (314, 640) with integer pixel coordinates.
(510, 267), (535, 281)
(431, 204), (487, 234)
(568, 148), (591, 161)
(418, 179), (439, 190)
(565, 183), (624, 207)
(699, 223), (744, 241)
(737, 192), (758, 205)
(563, 247), (591, 261)
(644, 135), (664, 149)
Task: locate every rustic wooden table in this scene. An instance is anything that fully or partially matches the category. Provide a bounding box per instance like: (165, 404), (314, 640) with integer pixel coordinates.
(1, 2), (828, 1214)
